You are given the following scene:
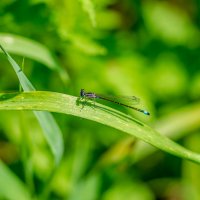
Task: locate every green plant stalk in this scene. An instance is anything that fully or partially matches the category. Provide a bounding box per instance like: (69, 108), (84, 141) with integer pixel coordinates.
(0, 91), (200, 164)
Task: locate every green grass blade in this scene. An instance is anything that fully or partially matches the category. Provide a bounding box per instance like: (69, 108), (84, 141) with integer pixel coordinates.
(0, 44), (35, 91)
(0, 161), (31, 200)
(0, 45), (64, 165)
(0, 33), (69, 83)
(0, 91), (200, 164)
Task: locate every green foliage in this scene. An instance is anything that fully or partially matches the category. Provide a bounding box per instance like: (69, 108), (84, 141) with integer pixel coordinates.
(0, 161), (31, 200)
(0, 0), (200, 200)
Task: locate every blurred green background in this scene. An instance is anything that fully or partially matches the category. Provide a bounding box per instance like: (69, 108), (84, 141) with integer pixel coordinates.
(0, 0), (200, 199)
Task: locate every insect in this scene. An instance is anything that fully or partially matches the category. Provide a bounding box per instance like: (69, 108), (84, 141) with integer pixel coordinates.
(80, 89), (150, 115)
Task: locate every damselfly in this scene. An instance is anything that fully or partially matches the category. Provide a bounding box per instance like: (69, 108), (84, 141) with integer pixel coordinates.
(80, 89), (150, 115)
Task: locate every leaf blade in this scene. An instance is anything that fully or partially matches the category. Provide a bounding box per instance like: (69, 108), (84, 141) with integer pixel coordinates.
(0, 45), (64, 165)
(0, 91), (200, 164)
(0, 33), (69, 83)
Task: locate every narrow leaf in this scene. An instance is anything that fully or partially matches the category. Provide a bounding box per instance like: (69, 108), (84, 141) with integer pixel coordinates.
(0, 91), (200, 164)
(0, 45), (64, 165)
(0, 33), (69, 83)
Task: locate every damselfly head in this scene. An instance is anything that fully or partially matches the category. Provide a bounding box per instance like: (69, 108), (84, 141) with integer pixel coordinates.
(80, 89), (85, 97)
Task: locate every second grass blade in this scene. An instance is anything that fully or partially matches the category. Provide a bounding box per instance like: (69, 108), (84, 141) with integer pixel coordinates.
(0, 44), (64, 165)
